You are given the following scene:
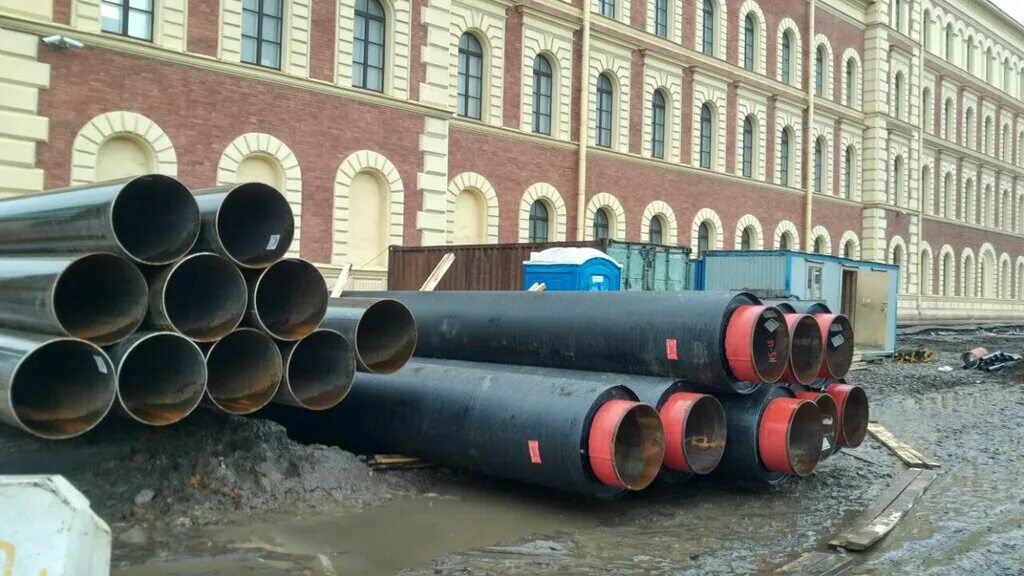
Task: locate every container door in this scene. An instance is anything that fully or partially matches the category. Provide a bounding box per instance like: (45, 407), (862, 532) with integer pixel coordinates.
(853, 269), (888, 350)
(841, 268), (857, 325)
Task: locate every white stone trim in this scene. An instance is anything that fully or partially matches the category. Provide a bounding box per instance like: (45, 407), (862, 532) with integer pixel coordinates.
(642, 58), (683, 161)
(0, 28), (49, 196)
(838, 128), (861, 201)
(644, 0), (681, 43)
(217, 133), (303, 257)
(690, 207), (724, 256)
(773, 220), (800, 249)
(838, 230), (860, 259)
(840, 48), (862, 110)
(70, 111), (177, 185)
(695, 0), (726, 58)
(810, 225), (832, 255)
(775, 100), (803, 188)
(735, 88), (767, 180)
(519, 182), (567, 242)
(589, 41), (632, 153)
(734, 214), (764, 249)
(73, 0), (187, 51)
(640, 200), (678, 245)
(775, 18), (802, 88)
(222, 0), (310, 77)
(333, 150), (405, 266)
(1015, 256), (1024, 299)
(417, 117), (449, 245)
(446, 171), (499, 244)
(889, 235), (908, 293)
(918, 241), (934, 295)
(591, 0), (630, 26)
(811, 121), (834, 195)
(978, 243), (997, 298)
(520, 18), (574, 140)
(337, 0), (411, 98)
(691, 71), (728, 171)
(938, 244), (956, 296)
(449, 1), (505, 126)
(585, 192), (626, 240)
(736, 1), (767, 74)
(998, 252), (1012, 299)
(814, 34), (834, 100)
(960, 247), (976, 297)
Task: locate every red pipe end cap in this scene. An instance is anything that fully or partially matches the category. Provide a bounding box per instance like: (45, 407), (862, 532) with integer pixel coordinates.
(725, 305), (791, 384)
(758, 398), (824, 477)
(588, 399), (665, 491)
(816, 314), (855, 379)
(825, 382), (870, 448)
(659, 392), (727, 475)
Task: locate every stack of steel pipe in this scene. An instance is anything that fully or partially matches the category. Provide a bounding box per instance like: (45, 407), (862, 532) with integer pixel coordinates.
(0, 175), (376, 439)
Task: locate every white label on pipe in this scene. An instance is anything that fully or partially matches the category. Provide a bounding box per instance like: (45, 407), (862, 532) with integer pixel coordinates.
(822, 437), (831, 451)
(763, 318), (780, 333)
(831, 334), (845, 348)
(267, 234), (280, 250)
(94, 355), (108, 374)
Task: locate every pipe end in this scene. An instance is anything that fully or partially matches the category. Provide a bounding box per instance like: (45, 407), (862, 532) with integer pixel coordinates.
(825, 382), (869, 448)
(726, 305), (791, 384)
(783, 314), (825, 385)
(659, 392), (727, 475)
(757, 397), (823, 477)
(794, 391), (839, 458)
(818, 314), (855, 379)
(587, 400), (664, 491)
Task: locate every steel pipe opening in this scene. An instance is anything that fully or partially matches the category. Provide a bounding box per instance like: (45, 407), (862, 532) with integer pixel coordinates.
(108, 332), (206, 425)
(794, 390), (838, 458)
(277, 329), (356, 410)
(587, 400), (665, 490)
(200, 183), (295, 268)
(5, 336), (116, 439)
(110, 175), (200, 264)
(826, 382), (869, 448)
(782, 314), (825, 385)
(757, 398), (823, 477)
(817, 314), (855, 379)
(148, 253), (247, 342)
(659, 392), (727, 475)
(204, 328), (283, 414)
(51, 254), (148, 345)
(248, 259), (327, 341)
(323, 298), (417, 374)
(725, 305), (790, 384)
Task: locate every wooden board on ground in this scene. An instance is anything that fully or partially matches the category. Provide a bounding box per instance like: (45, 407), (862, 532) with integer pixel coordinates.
(867, 422), (941, 469)
(830, 468), (938, 551)
(773, 551), (852, 575)
(368, 454), (435, 471)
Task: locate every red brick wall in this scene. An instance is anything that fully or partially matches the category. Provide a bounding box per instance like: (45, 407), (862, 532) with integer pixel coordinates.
(187, 0), (220, 57)
(679, 66), (693, 164)
(629, 49), (644, 154)
(503, 7), (523, 128)
(570, 29), (582, 143)
(308, 0), (337, 82)
(408, 0), (426, 102)
(630, 0), (645, 30)
(725, 82), (736, 174)
(925, 218), (1023, 259)
(813, 199), (861, 254)
(53, 0), (71, 24)
(816, 7), (863, 103)
(761, 0), (808, 84)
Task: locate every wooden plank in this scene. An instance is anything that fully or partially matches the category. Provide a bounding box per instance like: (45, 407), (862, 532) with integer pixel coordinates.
(329, 262), (352, 298)
(419, 252), (455, 291)
(860, 468), (922, 520)
(867, 422), (940, 469)
(830, 470), (938, 551)
(773, 551), (852, 575)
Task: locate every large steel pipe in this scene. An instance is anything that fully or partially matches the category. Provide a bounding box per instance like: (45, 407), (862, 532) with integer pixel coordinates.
(245, 258), (327, 341)
(0, 331), (116, 439)
(825, 381), (869, 448)
(145, 252), (247, 341)
(791, 385), (839, 460)
(320, 298), (417, 374)
(629, 381), (726, 483)
(352, 291), (791, 393)
(203, 328), (283, 414)
(105, 332), (206, 425)
(192, 183), (295, 268)
(0, 254), (148, 345)
(0, 175), (199, 265)
(770, 300), (854, 381)
(778, 313), (825, 385)
(713, 385), (824, 484)
(274, 329), (356, 410)
(268, 359), (665, 498)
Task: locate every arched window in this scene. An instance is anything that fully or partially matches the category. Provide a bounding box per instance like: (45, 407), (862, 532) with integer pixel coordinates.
(349, 171), (388, 268)
(845, 58), (856, 107)
(919, 250), (931, 295)
(984, 116), (992, 154)
(598, 0), (615, 18)
(843, 240), (854, 259)
(813, 137), (824, 193)
(741, 227), (753, 250)
(892, 244), (905, 294)
(945, 24), (954, 61)
(452, 188), (486, 244)
(741, 116), (755, 178)
(1003, 60), (1012, 93)
(894, 72), (904, 118)
(967, 36), (975, 73)
(921, 87), (931, 132)
(1019, 131), (1024, 164)
(593, 208), (610, 240)
(779, 231), (792, 251)
(923, 10), (931, 50)
(781, 31), (793, 84)
(815, 45), (826, 96)
(779, 127), (791, 186)
(353, 0), (386, 92)
(649, 216), (664, 244)
(964, 254), (975, 297)
(531, 55), (553, 135)
(944, 98), (954, 140)
(985, 47), (993, 82)
(651, 90), (666, 159)
(654, 0), (668, 37)
(814, 236), (826, 254)
(1002, 129), (1010, 162)
(943, 173), (953, 219)
(697, 221), (711, 256)
(893, 156), (904, 206)
(921, 166), (932, 214)
(941, 252), (953, 295)
(596, 73), (614, 148)
(965, 108), (974, 147)
(893, 0), (902, 30)
(241, 0), (283, 68)
(743, 14), (756, 70)
(964, 178), (975, 223)
(528, 200), (549, 242)
(457, 33), (483, 119)
(702, 0), (715, 55)
(843, 146), (854, 199)
(699, 103), (713, 169)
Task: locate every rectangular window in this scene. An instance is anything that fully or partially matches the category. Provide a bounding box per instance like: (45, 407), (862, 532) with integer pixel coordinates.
(242, 0), (283, 69)
(807, 263), (824, 299)
(779, 133), (789, 187)
(654, 0), (668, 38)
(532, 74), (552, 135)
(100, 0), (153, 41)
(599, 0), (615, 18)
(781, 35), (791, 84)
(741, 125), (753, 177)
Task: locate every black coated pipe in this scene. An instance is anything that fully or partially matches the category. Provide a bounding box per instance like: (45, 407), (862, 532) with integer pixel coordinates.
(320, 298), (417, 374)
(267, 359), (665, 498)
(713, 385), (824, 485)
(192, 183), (295, 268)
(274, 329), (356, 410)
(0, 254), (148, 345)
(245, 258), (327, 341)
(0, 175), (199, 265)
(203, 328), (283, 414)
(144, 252), (247, 342)
(629, 380), (727, 483)
(351, 291), (791, 394)
(0, 330), (116, 439)
(105, 332), (206, 426)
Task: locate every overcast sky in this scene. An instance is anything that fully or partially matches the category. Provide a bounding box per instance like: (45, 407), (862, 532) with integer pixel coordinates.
(990, 0), (1024, 28)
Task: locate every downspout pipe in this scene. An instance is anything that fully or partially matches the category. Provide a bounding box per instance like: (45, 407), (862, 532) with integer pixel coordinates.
(804, 0), (817, 250)
(576, 3), (592, 240)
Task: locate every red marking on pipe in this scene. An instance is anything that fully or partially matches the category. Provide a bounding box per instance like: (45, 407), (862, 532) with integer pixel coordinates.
(588, 399), (641, 489)
(757, 397), (811, 475)
(725, 305), (764, 382)
(665, 338), (678, 360)
(659, 392), (703, 473)
(528, 440), (542, 464)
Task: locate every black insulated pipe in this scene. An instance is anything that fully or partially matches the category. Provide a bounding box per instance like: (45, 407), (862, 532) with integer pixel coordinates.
(320, 298), (417, 374)
(274, 329), (356, 411)
(0, 331), (116, 439)
(203, 328), (283, 414)
(192, 183), (295, 268)
(145, 253), (247, 342)
(105, 332), (206, 426)
(0, 254), (148, 345)
(351, 291), (790, 394)
(245, 258), (327, 341)
(267, 359), (665, 498)
(713, 385), (824, 485)
(0, 175), (199, 265)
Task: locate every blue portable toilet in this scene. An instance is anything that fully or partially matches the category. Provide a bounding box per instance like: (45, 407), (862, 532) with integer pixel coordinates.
(522, 247), (622, 291)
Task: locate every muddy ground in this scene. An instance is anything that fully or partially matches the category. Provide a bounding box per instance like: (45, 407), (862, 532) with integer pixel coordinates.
(2, 330), (1022, 575)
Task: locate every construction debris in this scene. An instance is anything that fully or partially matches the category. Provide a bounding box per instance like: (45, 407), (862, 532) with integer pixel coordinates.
(892, 347), (936, 363)
(867, 422), (941, 469)
(830, 468), (938, 551)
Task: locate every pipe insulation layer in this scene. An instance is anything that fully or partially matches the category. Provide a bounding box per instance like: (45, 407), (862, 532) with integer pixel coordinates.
(145, 253), (247, 342)
(320, 298), (417, 374)
(203, 328), (283, 414)
(350, 291), (790, 393)
(192, 183), (295, 268)
(781, 314), (825, 385)
(792, 388), (838, 459)
(275, 329), (356, 410)
(0, 174), (199, 265)
(769, 300), (832, 316)
(816, 314), (855, 380)
(0, 331), (116, 439)
(245, 258), (328, 341)
(0, 254), (148, 345)
(629, 380), (727, 483)
(714, 385), (824, 484)
(267, 359), (666, 497)
(105, 332), (206, 425)
(825, 382), (869, 448)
